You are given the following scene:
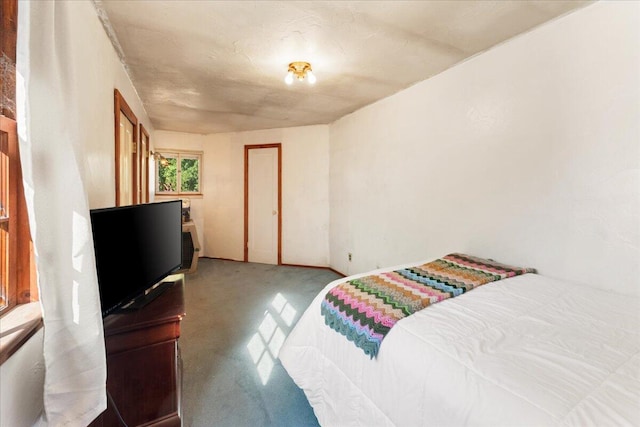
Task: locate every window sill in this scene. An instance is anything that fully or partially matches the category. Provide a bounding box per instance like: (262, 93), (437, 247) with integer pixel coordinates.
(154, 193), (203, 198)
(0, 302), (43, 365)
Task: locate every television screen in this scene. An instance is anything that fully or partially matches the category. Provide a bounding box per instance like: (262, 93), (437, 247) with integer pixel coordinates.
(90, 200), (182, 316)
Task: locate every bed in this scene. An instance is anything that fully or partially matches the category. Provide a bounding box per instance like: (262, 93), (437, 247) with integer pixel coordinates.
(279, 254), (640, 426)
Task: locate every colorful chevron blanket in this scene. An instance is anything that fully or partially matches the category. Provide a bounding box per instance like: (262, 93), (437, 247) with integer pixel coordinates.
(320, 253), (535, 358)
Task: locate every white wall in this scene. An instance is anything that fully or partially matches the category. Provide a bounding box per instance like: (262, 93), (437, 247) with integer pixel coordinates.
(329, 1), (639, 297)
(0, 329), (44, 426)
(155, 125), (331, 266)
(63, 6), (155, 210)
(2, 1), (155, 425)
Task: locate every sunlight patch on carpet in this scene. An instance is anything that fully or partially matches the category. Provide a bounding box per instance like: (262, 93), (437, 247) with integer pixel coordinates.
(247, 293), (298, 385)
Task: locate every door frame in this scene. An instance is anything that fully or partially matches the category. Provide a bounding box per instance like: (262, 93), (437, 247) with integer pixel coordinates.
(244, 143), (282, 264)
(114, 89), (139, 206)
(139, 124), (150, 203)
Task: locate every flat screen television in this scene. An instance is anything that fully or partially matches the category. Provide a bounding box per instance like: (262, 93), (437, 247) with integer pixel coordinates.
(90, 200), (182, 316)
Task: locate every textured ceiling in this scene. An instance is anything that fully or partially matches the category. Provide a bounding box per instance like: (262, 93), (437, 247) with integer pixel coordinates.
(95, 0), (593, 134)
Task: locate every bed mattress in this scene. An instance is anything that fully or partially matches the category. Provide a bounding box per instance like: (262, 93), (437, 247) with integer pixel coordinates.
(279, 266), (640, 426)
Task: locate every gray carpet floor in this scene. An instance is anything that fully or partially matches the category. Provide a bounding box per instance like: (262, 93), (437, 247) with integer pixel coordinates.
(180, 258), (342, 427)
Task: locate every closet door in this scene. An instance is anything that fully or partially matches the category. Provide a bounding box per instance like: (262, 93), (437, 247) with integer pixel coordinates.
(245, 144), (281, 265)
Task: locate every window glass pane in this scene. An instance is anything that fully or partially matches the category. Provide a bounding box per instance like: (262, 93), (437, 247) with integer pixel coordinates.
(157, 156), (177, 192)
(180, 157), (199, 193)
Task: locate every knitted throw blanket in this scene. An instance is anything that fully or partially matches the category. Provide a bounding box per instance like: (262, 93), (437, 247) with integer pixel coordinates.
(320, 253), (535, 358)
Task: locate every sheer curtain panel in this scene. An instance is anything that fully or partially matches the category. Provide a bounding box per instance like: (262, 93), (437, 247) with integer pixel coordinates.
(16, 1), (107, 425)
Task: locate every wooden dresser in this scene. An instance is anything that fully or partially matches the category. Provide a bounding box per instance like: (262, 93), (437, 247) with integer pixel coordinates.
(89, 275), (186, 427)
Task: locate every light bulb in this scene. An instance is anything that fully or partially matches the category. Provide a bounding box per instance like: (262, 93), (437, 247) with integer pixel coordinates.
(306, 70), (316, 84)
(284, 71), (294, 85)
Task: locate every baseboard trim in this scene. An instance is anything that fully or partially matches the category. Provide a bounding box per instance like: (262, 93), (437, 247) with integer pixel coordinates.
(201, 256), (242, 262)
(281, 263), (346, 278)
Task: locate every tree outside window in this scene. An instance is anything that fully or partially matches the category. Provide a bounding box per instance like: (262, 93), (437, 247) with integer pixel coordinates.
(156, 151), (202, 195)
(180, 157), (199, 193)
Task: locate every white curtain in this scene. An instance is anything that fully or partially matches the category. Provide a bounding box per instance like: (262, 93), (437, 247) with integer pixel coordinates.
(16, 1), (107, 426)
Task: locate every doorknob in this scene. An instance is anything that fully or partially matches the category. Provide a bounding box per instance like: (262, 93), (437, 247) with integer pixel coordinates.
(272, 210), (277, 215)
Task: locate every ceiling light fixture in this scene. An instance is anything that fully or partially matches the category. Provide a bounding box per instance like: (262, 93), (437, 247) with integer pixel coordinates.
(284, 61), (316, 85)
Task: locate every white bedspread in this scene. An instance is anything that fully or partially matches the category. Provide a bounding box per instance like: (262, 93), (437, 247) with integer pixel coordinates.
(279, 268), (640, 426)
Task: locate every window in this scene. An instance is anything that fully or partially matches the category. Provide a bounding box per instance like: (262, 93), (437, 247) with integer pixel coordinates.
(0, 116), (18, 312)
(155, 150), (202, 195)
(1, 0), (36, 320)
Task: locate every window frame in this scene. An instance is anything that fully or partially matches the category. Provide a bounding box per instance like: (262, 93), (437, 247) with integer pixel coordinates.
(1, 0), (40, 365)
(154, 149), (203, 196)
(1, 116), (19, 313)
(0, 0), (36, 316)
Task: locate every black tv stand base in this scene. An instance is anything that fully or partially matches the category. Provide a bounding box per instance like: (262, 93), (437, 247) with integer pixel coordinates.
(119, 280), (176, 312)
